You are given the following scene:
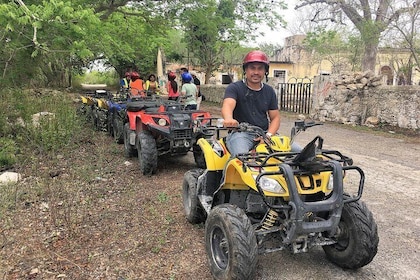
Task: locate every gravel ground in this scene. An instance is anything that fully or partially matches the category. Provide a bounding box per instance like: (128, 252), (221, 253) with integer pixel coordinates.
(0, 102), (419, 280)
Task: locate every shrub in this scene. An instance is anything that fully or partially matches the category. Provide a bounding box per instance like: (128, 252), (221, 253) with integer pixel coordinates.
(0, 88), (84, 158)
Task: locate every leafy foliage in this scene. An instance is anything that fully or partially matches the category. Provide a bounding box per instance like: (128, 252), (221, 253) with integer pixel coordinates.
(296, 0), (419, 71)
(182, 0), (285, 82)
(0, 88), (83, 161)
(0, 0), (286, 87)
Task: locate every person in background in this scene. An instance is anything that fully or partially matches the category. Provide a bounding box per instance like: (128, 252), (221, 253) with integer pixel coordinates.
(120, 72), (131, 89)
(130, 72), (145, 97)
(221, 50), (282, 157)
(180, 72), (197, 110)
(180, 67), (189, 75)
(144, 74), (160, 95)
(190, 71), (202, 109)
(166, 71), (179, 101)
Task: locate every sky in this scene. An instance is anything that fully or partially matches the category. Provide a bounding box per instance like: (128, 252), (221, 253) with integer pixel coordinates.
(254, 0), (299, 46)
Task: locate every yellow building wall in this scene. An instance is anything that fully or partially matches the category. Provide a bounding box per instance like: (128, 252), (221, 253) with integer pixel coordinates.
(270, 36), (419, 85)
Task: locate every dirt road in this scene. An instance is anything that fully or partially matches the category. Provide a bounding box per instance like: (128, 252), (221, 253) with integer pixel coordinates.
(1, 104), (419, 280)
(175, 106), (420, 279)
(254, 117), (420, 279)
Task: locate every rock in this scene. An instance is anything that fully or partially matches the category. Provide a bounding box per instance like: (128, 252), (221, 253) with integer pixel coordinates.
(371, 80), (383, 87)
(0, 171), (22, 183)
(365, 116), (380, 125)
(347, 84), (358, 90)
(32, 112), (55, 127)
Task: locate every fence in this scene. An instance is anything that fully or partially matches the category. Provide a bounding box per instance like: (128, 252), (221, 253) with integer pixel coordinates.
(277, 80), (313, 114)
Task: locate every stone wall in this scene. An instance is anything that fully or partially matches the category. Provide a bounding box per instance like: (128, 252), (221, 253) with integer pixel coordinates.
(201, 84), (227, 104)
(200, 79), (420, 131)
(312, 74), (419, 130)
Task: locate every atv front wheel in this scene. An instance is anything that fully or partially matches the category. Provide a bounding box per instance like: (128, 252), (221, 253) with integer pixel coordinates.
(323, 194), (379, 269)
(205, 204), (258, 280)
(136, 130), (158, 175)
(182, 169), (205, 224)
(123, 123), (137, 158)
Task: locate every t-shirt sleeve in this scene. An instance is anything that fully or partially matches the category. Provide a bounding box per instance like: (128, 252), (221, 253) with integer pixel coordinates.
(268, 87), (279, 110)
(223, 83), (239, 100)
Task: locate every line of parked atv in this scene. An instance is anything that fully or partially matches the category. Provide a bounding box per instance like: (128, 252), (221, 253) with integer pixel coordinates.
(77, 86), (211, 175)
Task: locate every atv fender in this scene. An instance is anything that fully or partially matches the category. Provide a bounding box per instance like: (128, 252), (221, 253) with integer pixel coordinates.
(221, 159), (260, 191)
(97, 98), (109, 110)
(197, 138), (230, 171)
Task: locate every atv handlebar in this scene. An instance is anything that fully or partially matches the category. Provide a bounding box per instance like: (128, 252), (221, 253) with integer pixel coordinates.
(291, 120), (323, 142)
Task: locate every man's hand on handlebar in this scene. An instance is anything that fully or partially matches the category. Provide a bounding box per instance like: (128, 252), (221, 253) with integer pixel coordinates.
(222, 118), (238, 128)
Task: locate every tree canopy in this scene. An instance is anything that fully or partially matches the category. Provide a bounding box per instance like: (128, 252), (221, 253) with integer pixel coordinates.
(0, 0), (286, 88)
(295, 0), (420, 72)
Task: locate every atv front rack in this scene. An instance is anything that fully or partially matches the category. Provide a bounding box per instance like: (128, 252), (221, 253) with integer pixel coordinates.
(237, 151), (365, 241)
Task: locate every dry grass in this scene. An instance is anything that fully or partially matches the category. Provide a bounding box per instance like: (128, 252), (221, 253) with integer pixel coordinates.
(0, 120), (211, 280)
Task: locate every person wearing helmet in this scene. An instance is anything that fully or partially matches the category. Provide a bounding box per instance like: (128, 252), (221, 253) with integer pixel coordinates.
(120, 71), (131, 89)
(166, 71), (179, 101)
(221, 50), (280, 157)
(190, 71), (203, 109)
(181, 72), (198, 110)
(130, 71), (145, 97)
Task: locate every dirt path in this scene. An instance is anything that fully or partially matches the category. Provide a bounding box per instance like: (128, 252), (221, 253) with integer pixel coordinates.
(1, 103), (419, 279)
(256, 117), (420, 279)
(193, 106), (420, 279)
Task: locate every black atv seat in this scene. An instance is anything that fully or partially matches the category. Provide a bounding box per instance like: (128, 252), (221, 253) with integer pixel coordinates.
(126, 101), (160, 112)
(145, 107), (160, 113)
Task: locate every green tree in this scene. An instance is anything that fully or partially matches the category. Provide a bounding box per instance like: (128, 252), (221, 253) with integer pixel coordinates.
(295, 0), (419, 72)
(303, 28), (363, 73)
(182, 0), (286, 83)
(0, 0), (175, 87)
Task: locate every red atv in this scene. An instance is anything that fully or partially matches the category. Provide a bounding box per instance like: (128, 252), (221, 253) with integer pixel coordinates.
(123, 96), (211, 175)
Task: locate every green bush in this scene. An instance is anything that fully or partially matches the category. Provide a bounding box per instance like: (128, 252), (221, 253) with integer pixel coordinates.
(73, 70), (119, 89)
(0, 137), (17, 168)
(0, 88), (84, 159)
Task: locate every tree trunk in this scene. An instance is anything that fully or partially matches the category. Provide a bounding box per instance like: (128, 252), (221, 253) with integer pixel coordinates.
(362, 42), (378, 72)
(204, 64), (213, 84)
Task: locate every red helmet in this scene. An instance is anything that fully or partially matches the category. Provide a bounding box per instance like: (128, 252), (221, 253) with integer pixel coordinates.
(243, 50), (269, 72)
(131, 72), (139, 79)
(168, 71), (176, 79)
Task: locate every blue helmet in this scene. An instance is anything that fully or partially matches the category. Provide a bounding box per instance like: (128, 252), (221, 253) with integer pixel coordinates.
(181, 72), (192, 82)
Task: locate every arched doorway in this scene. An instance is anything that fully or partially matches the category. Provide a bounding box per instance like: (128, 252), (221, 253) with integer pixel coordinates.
(380, 66), (394, 85)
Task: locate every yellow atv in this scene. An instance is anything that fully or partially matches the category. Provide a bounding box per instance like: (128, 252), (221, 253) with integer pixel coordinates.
(182, 120), (378, 280)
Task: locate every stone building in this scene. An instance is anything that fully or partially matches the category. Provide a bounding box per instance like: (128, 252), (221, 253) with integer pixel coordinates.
(269, 35), (420, 86)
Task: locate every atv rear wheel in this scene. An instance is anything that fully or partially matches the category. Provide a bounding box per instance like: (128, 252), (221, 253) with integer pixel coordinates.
(323, 194), (379, 269)
(136, 130), (158, 175)
(92, 108), (99, 130)
(182, 169), (206, 224)
(123, 123), (137, 158)
(205, 204), (258, 280)
(113, 113), (124, 144)
(193, 144), (206, 169)
(107, 111), (114, 137)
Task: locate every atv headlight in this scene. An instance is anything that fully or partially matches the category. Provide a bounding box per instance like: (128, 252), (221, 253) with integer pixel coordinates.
(327, 174), (334, 190)
(158, 118), (167, 126)
(258, 176), (286, 194)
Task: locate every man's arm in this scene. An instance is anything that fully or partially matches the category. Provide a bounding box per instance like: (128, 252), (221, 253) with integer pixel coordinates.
(221, 97), (238, 127)
(267, 109), (280, 135)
